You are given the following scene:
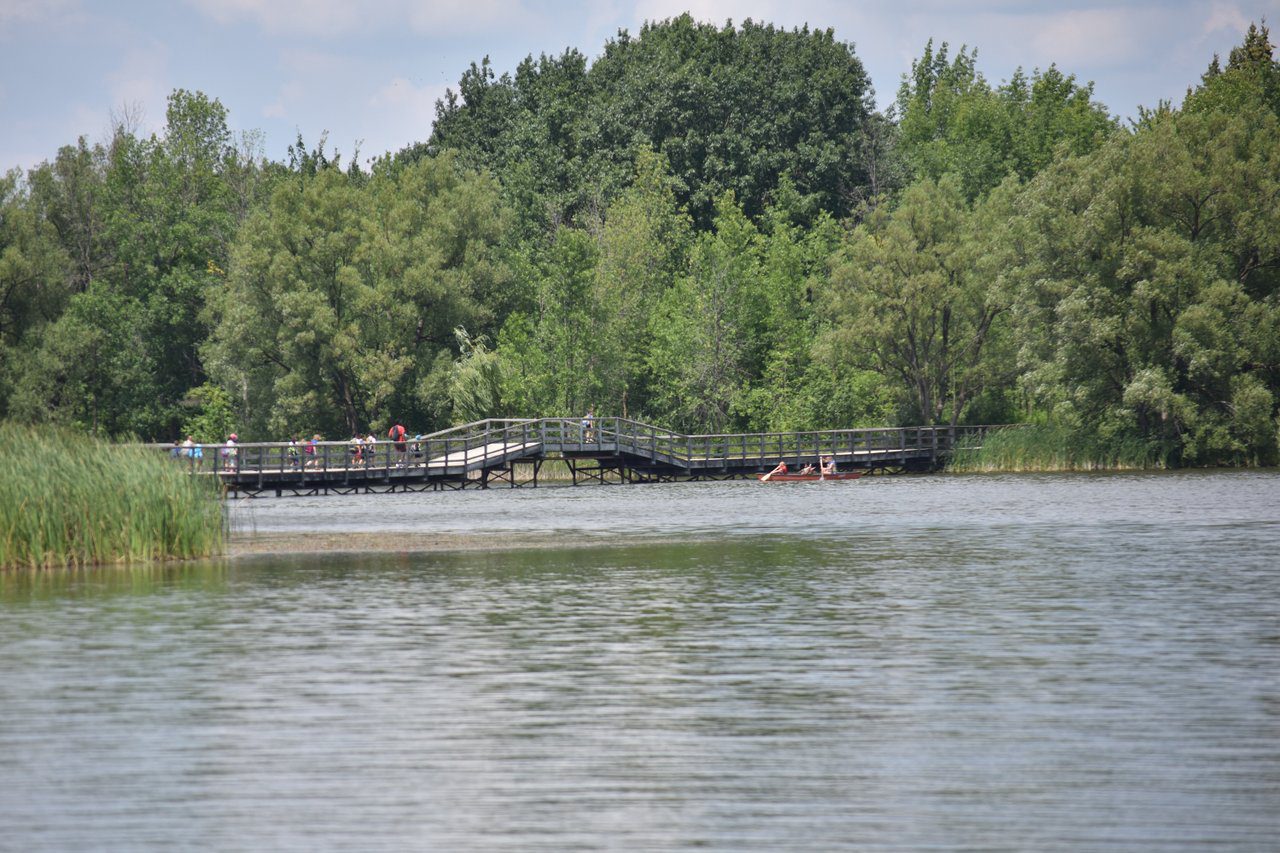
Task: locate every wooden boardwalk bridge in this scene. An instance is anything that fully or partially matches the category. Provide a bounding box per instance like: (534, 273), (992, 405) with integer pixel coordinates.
(162, 417), (1006, 497)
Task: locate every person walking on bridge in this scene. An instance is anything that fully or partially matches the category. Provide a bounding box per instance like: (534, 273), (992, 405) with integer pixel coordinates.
(388, 422), (408, 466)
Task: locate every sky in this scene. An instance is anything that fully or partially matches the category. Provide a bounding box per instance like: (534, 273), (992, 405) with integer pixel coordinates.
(1, 0), (1276, 173)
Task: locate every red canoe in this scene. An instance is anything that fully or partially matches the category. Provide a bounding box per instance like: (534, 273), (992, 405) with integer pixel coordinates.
(758, 471), (864, 482)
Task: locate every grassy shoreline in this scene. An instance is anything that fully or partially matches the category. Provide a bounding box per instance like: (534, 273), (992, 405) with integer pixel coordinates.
(0, 424), (225, 570)
(947, 423), (1167, 473)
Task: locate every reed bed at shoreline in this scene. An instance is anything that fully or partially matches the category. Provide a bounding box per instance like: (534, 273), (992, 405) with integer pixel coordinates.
(511, 459), (575, 481)
(948, 423), (1165, 473)
(0, 424), (226, 570)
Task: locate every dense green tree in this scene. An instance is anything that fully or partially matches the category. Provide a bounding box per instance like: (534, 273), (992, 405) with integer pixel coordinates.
(0, 172), (72, 416)
(821, 175), (1008, 425)
(179, 382), (237, 443)
(584, 16), (875, 225)
(430, 16), (876, 232)
(447, 327), (505, 423)
(0, 172), (70, 348)
(23, 139), (108, 294)
(6, 91), (262, 438)
(741, 184), (899, 431)
(203, 152), (509, 439)
(496, 227), (605, 417)
(422, 50), (591, 239)
(103, 91), (241, 424)
(591, 149), (692, 417)
(5, 285), (160, 435)
(647, 193), (765, 431)
(1005, 91), (1280, 463)
(895, 41), (1115, 199)
(1186, 22), (1280, 117)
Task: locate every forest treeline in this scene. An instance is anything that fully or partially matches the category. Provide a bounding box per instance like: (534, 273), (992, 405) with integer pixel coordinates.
(1, 16), (1277, 466)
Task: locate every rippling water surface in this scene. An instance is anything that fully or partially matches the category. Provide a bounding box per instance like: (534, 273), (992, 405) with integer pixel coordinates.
(2, 472), (1278, 850)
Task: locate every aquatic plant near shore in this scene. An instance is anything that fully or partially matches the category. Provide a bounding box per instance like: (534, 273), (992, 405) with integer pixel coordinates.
(0, 423), (225, 569)
(947, 423), (1166, 473)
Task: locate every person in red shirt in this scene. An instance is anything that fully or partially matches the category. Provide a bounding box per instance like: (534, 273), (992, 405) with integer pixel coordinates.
(388, 422), (408, 466)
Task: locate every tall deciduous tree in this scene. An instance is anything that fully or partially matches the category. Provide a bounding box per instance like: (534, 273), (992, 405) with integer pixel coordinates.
(592, 149), (691, 417)
(822, 175), (1006, 425)
(1005, 77), (1280, 463)
(430, 16), (876, 232)
(648, 193), (764, 431)
(0, 171), (72, 417)
(203, 152), (509, 438)
(895, 40), (1115, 200)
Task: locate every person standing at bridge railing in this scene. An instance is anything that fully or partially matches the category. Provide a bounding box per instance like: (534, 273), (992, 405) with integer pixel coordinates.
(182, 436), (204, 470)
(582, 407), (595, 443)
(222, 434), (238, 472)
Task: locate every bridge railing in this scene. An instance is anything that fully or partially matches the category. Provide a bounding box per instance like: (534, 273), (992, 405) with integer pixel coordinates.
(150, 438), (417, 476)
(149, 421), (1009, 477)
(414, 418), (539, 471)
(550, 418), (1002, 469)
(149, 418), (546, 477)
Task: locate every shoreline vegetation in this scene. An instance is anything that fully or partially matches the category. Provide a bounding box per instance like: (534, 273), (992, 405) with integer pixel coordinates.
(0, 424), (225, 570)
(946, 424), (1169, 473)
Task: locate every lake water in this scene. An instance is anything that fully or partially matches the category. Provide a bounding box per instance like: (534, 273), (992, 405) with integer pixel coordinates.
(2, 472), (1278, 850)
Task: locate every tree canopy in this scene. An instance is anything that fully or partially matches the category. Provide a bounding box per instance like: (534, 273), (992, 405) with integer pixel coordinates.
(428, 16), (875, 231)
(1, 18), (1277, 466)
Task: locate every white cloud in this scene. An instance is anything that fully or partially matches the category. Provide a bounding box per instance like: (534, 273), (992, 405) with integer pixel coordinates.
(279, 47), (356, 76)
(363, 77), (450, 158)
(1026, 7), (1146, 69)
(258, 49), (354, 120)
(1201, 1), (1250, 38)
(0, 0), (81, 28)
(582, 0), (628, 37)
(370, 76), (445, 118)
(262, 81), (304, 119)
(405, 0), (539, 35)
(185, 0), (365, 37)
(186, 0), (540, 39)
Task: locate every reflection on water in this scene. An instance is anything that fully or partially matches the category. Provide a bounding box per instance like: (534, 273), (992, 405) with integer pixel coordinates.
(2, 472), (1279, 850)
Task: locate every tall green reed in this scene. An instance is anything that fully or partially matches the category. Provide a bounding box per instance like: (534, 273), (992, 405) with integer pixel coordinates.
(947, 423), (1166, 473)
(0, 423), (225, 569)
